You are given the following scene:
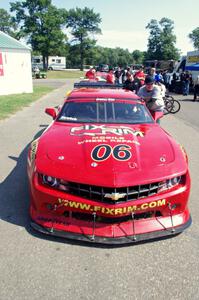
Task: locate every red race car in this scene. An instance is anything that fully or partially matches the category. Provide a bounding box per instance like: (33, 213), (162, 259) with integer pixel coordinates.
(27, 87), (191, 244)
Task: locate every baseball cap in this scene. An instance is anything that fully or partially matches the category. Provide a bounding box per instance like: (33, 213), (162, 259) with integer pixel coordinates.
(145, 75), (155, 84)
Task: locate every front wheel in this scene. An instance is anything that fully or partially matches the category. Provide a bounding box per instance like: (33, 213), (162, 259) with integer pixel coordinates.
(167, 99), (181, 114)
(164, 95), (181, 114)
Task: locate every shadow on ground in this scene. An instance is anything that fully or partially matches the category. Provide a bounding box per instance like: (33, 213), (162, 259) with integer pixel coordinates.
(0, 127), (47, 229)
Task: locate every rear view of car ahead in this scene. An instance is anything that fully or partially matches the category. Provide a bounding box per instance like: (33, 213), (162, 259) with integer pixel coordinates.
(27, 88), (191, 244)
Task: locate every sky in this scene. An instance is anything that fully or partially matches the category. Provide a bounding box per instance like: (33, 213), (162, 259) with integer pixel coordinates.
(0, 0), (199, 55)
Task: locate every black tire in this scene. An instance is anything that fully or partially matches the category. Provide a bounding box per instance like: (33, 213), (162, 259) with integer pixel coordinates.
(163, 95), (174, 115)
(164, 95), (181, 114)
(167, 99), (181, 114)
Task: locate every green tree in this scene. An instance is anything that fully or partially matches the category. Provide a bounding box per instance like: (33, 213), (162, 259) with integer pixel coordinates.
(0, 8), (17, 37)
(66, 7), (101, 70)
(132, 50), (145, 64)
(146, 18), (180, 61)
(10, 0), (68, 69)
(146, 19), (162, 60)
(189, 27), (199, 50)
(67, 38), (97, 68)
(114, 48), (132, 67)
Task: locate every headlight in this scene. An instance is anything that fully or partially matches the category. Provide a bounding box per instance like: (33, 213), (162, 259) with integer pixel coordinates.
(167, 176), (181, 188)
(41, 174), (69, 191)
(43, 175), (59, 187)
(158, 176), (183, 192)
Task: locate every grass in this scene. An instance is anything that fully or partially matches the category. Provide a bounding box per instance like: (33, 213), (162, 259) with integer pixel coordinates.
(0, 70), (84, 120)
(0, 86), (55, 120)
(46, 70), (85, 79)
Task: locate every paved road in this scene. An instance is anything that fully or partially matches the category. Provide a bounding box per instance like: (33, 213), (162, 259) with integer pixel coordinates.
(33, 78), (72, 89)
(169, 93), (199, 130)
(0, 82), (199, 300)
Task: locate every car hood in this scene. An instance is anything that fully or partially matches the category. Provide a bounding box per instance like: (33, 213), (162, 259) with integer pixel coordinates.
(35, 122), (187, 186)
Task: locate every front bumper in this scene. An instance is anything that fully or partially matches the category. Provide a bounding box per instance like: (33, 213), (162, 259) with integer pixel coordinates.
(28, 170), (191, 244)
(30, 216), (192, 244)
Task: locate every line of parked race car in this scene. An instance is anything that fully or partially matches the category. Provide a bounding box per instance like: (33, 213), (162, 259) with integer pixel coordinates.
(27, 78), (192, 244)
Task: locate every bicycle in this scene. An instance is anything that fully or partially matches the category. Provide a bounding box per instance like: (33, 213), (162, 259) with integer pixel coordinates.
(163, 94), (181, 114)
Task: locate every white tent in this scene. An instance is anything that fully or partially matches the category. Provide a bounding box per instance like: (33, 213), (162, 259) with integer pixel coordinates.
(0, 31), (33, 96)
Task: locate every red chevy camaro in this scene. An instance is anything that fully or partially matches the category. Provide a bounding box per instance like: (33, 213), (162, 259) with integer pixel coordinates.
(27, 87), (191, 244)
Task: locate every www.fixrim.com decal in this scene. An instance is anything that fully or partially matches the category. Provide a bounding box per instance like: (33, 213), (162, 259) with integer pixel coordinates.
(56, 198), (166, 216)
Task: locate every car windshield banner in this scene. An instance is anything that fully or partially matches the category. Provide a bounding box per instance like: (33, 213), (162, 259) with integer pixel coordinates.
(0, 52), (4, 76)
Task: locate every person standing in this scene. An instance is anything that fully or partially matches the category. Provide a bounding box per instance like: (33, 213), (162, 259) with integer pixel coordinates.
(106, 68), (115, 84)
(114, 67), (122, 84)
(193, 75), (199, 101)
(155, 71), (163, 83)
(180, 71), (191, 96)
(163, 70), (172, 90)
(149, 67), (157, 79)
(85, 67), (96, 80)
(123, 73), (141, 93)
(134, 66), (145, 86)
(33, 65), (40, 78)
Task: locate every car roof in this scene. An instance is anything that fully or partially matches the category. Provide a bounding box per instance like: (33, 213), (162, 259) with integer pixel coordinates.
(67, 88), (140, 102)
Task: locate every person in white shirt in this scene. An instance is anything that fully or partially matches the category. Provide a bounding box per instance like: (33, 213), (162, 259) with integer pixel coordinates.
(137, 75), (164, 112)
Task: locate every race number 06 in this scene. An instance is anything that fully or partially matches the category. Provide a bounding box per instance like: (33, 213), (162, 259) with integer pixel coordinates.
(91, 144), (132, 162)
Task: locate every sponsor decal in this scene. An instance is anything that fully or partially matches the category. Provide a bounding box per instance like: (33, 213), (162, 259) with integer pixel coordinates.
(187, 55), (199, 63)
(71, 124), (144, 138)
(180, 145), (187, 161)
(30, 139), (39, 163)
(37, 216), (68, 225)
(77, 136), (140, 146)
(57, 198), (166, 215)
(60, 116), (77, 121)
(96, 97), (115, 102)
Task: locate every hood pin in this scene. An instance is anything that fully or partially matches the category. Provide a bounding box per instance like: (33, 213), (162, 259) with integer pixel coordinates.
(58, 156), (65, 160)
(91, 162), (98, 167)
(160, 156), (166, 162)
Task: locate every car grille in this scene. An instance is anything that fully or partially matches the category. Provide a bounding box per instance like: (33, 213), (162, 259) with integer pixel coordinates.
(66, 181), (164, 204)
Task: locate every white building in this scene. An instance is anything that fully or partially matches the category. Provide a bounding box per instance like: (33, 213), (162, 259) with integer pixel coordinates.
(0, 31), (33, 96)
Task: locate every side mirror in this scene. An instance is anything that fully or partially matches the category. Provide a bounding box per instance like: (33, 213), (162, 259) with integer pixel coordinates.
(45, 108), (57, 119)
(151, 111), (164, 122)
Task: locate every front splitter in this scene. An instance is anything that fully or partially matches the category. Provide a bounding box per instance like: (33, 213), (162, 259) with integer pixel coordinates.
(30, 216), (192, 245)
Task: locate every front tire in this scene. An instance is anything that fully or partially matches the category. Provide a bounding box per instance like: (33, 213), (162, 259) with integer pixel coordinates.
(164, 95), (181, 114)
(167, 99), (181, 114)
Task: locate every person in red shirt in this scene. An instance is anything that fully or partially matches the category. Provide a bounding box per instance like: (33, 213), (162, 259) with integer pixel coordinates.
(85, 67), (96, 80)
(106, 68), (115, 84)
(134, 66), (145, 86)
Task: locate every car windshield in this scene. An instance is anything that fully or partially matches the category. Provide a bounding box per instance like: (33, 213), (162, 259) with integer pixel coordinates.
(57, 101), (154, 124)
